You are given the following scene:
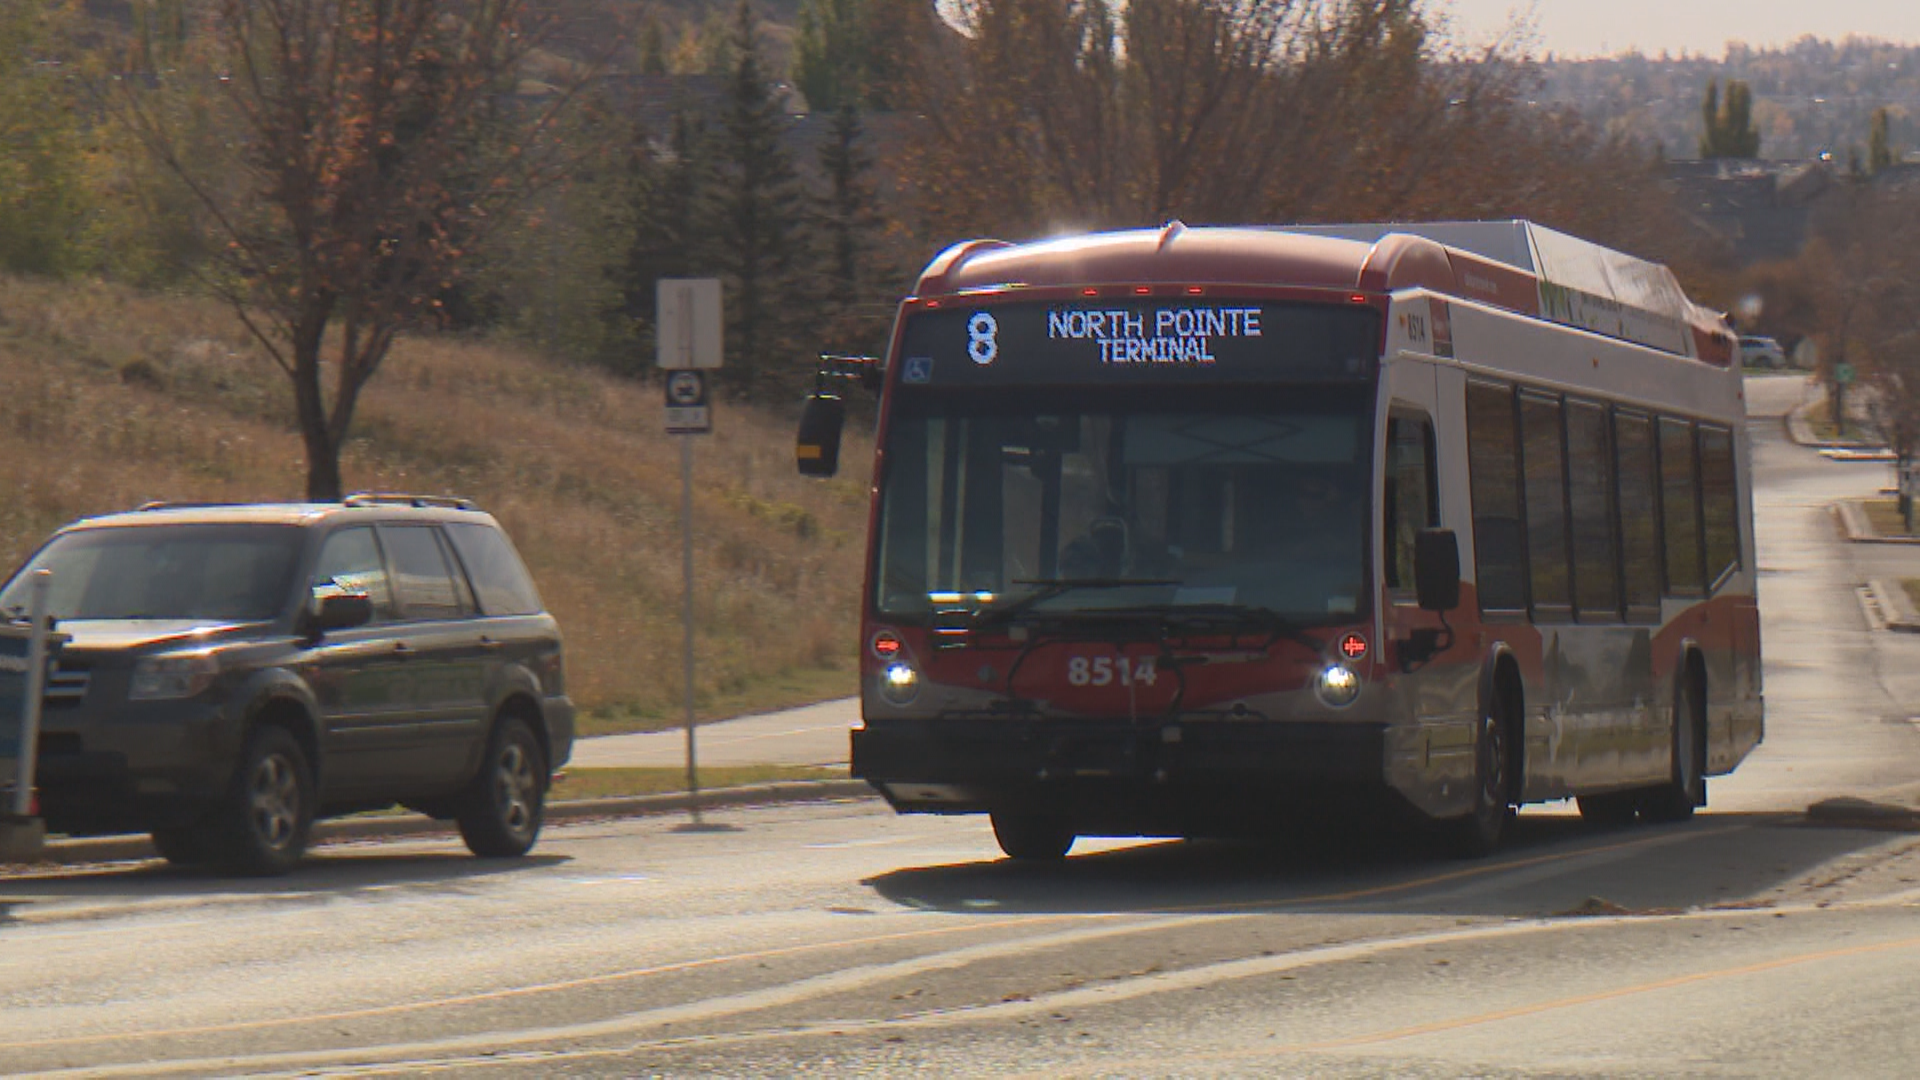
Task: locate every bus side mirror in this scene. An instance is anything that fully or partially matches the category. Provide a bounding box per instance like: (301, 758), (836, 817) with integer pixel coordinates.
(797, 393), (847, 477)
(1414, 529), (1461, 612)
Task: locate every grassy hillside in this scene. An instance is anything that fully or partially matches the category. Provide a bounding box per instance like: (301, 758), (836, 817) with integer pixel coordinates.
(0, 275), (873, 733)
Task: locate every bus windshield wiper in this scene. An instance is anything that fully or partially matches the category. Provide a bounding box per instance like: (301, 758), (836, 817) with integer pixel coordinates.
(968, 578), (1181, 630)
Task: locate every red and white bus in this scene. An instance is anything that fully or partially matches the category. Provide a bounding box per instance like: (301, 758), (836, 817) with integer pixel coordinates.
(798, 220), (1761, 860)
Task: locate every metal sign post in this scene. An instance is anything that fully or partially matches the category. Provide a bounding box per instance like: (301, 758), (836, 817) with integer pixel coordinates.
(1, 571), (53, 861)
(658, 279), (723, 831)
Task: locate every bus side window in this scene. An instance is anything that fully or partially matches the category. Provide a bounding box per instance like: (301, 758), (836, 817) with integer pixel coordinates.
(1465, 380), (1526, 612)
(1520, 391), (1572, 620)
(1566, 399), (1620, 622)
(1659, 417), (1705, 595)
(1614, 411), (1663, 620)
(1699, 425), (1740, 588)
(1384, 411), (1439, 593)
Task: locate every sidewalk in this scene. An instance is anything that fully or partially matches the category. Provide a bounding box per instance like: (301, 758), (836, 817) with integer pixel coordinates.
(570, 698), (857, 769)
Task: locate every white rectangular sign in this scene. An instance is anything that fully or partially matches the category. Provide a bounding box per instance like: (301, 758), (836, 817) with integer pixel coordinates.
(656, 278), (723, 369)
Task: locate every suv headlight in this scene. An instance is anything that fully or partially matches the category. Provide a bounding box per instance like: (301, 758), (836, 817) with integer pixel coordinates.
(130, 653), (222, 701)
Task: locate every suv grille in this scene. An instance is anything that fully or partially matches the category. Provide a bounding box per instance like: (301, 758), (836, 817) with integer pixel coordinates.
(45, 660), (91, 708)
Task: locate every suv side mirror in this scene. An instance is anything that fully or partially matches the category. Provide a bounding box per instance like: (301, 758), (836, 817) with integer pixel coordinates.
(1414, 529), (1461, 612)
(797, 393), (846, 477)
(308, 592), (373, 634)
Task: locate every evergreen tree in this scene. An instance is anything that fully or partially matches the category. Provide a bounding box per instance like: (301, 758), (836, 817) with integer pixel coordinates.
(793, 0), (868, 113)
(1869, 106), (1895, 173)
(0, 4), (85, 276)
(613, 109), (705, 358)
(815, 104), (880, 300)
(637, 15), (670, 76)
(1699, 78), (1761, 159)
(701, 0), (808, 392)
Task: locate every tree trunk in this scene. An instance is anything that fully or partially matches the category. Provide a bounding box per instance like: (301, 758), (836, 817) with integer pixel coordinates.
(304, 432), (344, 502)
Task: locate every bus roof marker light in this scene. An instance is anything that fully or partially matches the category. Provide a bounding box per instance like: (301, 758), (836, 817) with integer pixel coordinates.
(1185, 286), (1205, 295)
(1082, 287), (1100, 297)
(1133, 286), (1152, 295)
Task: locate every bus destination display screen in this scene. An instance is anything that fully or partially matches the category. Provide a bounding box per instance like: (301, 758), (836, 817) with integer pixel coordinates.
(895, 300), (1380, 387)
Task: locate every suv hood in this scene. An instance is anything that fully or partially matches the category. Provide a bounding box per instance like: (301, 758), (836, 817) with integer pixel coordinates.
(53, 619), (263, 652)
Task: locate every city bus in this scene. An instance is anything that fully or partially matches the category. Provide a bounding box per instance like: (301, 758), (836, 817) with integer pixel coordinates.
(797, 220), (1761, 860)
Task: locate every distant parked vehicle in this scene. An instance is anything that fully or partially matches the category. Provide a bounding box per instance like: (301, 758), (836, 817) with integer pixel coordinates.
(0, 496), (573, 875)
(1740, 335), (1787, 369)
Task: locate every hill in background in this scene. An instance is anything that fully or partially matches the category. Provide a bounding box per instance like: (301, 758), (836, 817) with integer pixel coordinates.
(0, 275), (871, 733)
(1538, 38), (1920, 162)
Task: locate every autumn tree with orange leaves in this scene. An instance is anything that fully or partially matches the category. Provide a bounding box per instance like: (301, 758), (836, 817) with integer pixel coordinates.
(110, 0), (585, 500)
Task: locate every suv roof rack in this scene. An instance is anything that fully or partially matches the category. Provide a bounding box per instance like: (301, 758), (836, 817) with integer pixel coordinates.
(135, 500), (245, 512)
(341, 493), (479, 511)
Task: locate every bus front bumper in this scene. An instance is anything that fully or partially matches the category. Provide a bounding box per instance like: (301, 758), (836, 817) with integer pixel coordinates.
(852, 717), (1398, 835)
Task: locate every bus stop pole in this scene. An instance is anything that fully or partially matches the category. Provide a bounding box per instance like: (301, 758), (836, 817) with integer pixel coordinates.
(682, 433), (702, 827)
(10, 570), (49, 819)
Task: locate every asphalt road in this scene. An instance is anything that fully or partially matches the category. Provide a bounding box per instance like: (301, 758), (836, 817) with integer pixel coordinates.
(2, 376), (1918, 1078)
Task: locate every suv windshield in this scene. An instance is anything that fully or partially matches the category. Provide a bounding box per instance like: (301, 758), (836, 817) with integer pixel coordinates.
(1, 524), (304, 623)
(876, 386), (1372, 623)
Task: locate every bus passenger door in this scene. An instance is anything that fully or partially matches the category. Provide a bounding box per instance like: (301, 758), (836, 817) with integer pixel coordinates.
(1382, 360), (1480, 813)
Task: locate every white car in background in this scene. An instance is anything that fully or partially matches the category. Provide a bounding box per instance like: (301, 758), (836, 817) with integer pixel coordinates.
(1740, 335), (1787, 369)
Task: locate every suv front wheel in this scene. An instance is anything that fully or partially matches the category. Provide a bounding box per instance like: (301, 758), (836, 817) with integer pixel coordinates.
(457, 715), (547, 858)
(212, 725), (315, 876)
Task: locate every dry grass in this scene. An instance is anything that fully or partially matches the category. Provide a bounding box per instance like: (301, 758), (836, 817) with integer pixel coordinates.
(0, 275), (872, 731)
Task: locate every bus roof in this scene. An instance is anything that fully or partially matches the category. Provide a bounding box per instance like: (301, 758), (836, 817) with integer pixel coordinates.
(915, 221), (1731, 362)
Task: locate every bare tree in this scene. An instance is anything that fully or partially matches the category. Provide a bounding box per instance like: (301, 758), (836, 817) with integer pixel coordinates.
(108, 0), (589, 499)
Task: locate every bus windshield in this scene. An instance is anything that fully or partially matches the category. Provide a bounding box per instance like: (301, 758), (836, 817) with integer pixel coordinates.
(875, 386), (1372, 623)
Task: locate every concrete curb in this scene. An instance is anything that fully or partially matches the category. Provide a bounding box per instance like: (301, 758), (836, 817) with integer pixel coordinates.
(1804, 797), (1920, 832)
(1785, 397), (1887, 452)
(8, 780), (878, 869)
(1868, 579), (1920, 634)
(1832, 499), (1920, 546)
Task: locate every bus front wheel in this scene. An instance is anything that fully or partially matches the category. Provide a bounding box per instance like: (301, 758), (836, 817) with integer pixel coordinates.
(991, 809), (1075, 862)
(1448, 698), (1515, 859)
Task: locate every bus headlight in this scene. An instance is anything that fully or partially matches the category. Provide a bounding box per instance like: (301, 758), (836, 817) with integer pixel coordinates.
(1315, 664), (1361, 708)
(882, 662), (921, 705)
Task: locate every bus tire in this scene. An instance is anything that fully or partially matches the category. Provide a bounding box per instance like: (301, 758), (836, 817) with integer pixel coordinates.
(1643, 671), (1706, 823)
(1448, 695), (1515, 859)
(991, 809), (1074, 862)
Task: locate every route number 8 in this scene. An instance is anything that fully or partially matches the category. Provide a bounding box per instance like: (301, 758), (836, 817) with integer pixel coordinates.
(967, 312), (999, 365)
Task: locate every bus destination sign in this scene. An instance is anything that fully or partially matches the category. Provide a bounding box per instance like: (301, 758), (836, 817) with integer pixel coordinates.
(898, 300), (1377, 387)
(1046, 305), (1264, 365)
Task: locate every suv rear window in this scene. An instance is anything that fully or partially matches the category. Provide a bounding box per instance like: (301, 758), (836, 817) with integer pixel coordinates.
(444, 523), (544, 616)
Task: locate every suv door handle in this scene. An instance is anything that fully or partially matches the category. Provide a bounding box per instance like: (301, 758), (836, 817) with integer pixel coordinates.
(393, 642), (415, 658)
(478, 637), (504, 652)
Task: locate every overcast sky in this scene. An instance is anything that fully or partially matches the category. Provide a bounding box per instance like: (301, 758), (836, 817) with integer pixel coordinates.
(1443, 1), (1920, 58)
